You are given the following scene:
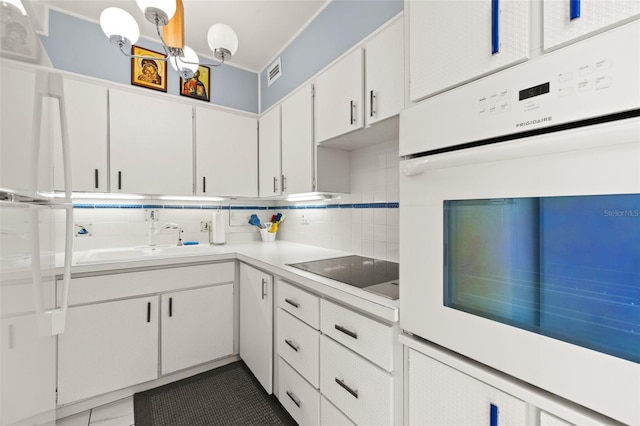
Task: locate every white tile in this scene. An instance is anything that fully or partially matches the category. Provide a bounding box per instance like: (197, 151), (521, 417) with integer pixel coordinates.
(362, 223), (374, 241)
(361, 209), (373, 225)
(386, 209), (400, 226)
(89, 397), (134, 426)
(374, 209), (387, 226)
(373, 185), (387, 202)
(374, 225), (387, 242)
(386, 151), (399, 169)
(57, 411), (91, 426)
(387, 243), (400, 262)
(376, 168), (386, 187)
(361, 240), (374, 257)
(386, 166), (399, 186)
(374, 241), (387, 259)
(387, 225), (400, 244)
(377, 153), (387, 169)
(351, 209), (362, 224)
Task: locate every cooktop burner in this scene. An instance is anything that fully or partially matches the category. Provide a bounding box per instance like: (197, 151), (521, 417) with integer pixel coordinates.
(287, 255), (399, 299)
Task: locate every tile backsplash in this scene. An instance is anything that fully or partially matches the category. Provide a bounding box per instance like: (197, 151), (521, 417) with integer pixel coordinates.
(62, 140), (400, 262)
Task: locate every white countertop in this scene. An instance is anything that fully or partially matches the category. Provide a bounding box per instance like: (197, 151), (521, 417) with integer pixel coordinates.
(64, 241), (399, 323)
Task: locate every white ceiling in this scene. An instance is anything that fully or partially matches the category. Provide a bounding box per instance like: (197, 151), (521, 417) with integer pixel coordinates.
(42, 0), (329, 72)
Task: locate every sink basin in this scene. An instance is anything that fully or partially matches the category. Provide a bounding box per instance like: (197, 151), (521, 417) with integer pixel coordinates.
(77, 244), (220, 264)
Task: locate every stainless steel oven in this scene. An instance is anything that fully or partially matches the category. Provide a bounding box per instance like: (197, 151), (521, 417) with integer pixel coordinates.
(399, 21), (640, 425)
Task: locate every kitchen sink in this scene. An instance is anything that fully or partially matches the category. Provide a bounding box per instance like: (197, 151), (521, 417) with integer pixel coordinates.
(77, 244), (220, 264)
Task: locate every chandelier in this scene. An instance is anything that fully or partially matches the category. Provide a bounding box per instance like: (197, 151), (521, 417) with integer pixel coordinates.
(99, 0), (238, 79)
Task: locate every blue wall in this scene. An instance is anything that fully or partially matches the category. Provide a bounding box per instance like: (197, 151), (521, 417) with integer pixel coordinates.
(40, 9), (259, 113)
(260, 0), (403, 112)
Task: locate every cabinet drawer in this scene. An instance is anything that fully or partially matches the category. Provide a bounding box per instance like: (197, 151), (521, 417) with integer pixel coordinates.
(277, 280), (319, 329)
(320, 299), (394, 371)
(320, 335), (393, 426)
(277, 309), (320, 387)
(279, 357), (320, 426)
(321, 396), (355, 426)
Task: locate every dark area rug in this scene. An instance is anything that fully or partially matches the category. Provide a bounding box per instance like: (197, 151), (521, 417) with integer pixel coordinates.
(134, 361), (297, 426)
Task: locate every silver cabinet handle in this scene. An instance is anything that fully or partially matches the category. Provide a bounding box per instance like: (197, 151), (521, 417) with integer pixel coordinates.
(118, 171), (122, 190)
(95, 168), (99, 189)
(285, 339), (300, 352)
(282, 174), (287, 192)
(350, 100), (356, 125)
(273, 176), (278, 193)
(335, 324), (358, 339)
(261, 278), (267, 299)
(286, 390), (301, 408)
(370, 90), (376, 117)
(335, 377), (358, 399)
(202, 176), (206, 193)
(285, 298), (299, 308)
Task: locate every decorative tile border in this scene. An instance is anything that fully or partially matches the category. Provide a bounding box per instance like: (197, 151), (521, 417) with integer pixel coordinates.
(73, 202), (399, 210)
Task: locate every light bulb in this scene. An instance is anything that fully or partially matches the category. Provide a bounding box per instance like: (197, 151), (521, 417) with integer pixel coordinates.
(170, 46), (199, 79)
(207, 23), (238, 61)
(136, 0), (176, 25)
(100, 7), (140, 46)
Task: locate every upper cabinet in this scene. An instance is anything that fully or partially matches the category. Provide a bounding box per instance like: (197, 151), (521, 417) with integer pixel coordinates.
(543, 0), (640, 50)
(315, 49), (365, 144)
(195, 106), (258, 197)
(258, 106), (281, 197)
(109, 89), (193, 196)
(365, 17), (404, 126)
(54, 77), (108, 193)
(408, 0), (530, 102)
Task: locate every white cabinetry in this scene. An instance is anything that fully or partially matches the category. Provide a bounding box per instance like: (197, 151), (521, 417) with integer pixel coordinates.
(57, 296), (159, 404)
(109, 89), (193, 195)
(258, 105), (281, 197)
(316, 49), (364, 143)
(407, 348), (526, 425)
(239, 262), (273, 393)
(161, 284), (234, 374)
(409, 0), (529, 101)
(53, 77), (108, 192)
(365, 17), (404, 125)
(195, 107), (258, 197)
(281, 85), (315, 196)
(543, 0), (640, 50)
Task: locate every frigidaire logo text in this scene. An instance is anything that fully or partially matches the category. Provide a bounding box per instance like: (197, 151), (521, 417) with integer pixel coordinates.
(516, 116), (552, 128)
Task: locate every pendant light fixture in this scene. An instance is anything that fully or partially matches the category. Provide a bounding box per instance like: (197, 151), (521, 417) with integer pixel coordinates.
(100, 0), (238, 80)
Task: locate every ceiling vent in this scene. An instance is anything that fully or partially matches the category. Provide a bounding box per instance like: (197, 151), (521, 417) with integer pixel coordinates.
(267, 57), (282, 86)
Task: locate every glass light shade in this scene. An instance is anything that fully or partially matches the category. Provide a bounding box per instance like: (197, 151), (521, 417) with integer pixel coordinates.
(100, 7), (140, 44)
(136, 0), (176, 21)
(207, 23), (238, 57)
(3, 0), (27, 15)
(170, 46), (199, 73)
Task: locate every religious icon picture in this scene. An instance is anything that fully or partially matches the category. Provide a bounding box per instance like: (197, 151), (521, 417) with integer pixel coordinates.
(180, 65), (210, 102)
(131, 46), (167, 92)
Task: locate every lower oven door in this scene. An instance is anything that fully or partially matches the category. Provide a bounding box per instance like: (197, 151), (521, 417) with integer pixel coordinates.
(399, 116), (640, 425)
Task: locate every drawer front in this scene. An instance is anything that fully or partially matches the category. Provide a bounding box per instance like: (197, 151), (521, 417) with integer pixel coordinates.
(279, 357), (320, 426)
(320, 335), (393, 426)
(321, 396), (355, 426)
(277, 309), (320, 387)
(320, 299), (394, 371)
(277, 280), (320, 329)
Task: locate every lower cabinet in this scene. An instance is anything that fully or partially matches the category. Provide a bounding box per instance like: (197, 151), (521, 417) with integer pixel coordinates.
(57, 296), (159, 405)
(161, 284), (234, 375)
(278, 358), (320, 426)
(239, 262), (273, 393)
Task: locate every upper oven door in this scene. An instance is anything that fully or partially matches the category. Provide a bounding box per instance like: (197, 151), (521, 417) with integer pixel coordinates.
(399, 116), (640, 425)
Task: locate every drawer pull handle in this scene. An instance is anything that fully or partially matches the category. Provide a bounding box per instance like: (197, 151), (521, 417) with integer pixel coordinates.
(490, 403), (498, 426)
(94, 168), (99, 189)
(285, 339), (300, 352)
(286, 390), (301, 408)
(335, 324), (357, 339)
(285, 298), (299, 308)
(335, 377), (358, 399)
(169, 297), (173, 317)
(146, 302), (151, 323)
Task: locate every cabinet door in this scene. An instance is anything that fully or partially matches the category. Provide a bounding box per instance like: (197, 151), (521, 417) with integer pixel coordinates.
(543, 0), (640, 50)
(407, 348), (527, 425)
(161, 284), (234, 374)
(315, 49), (364, 143)
(281, 84), (314, 195)
(110, 89), (193, 195)
(239, 263), (273, 393)
(195, 107), (258, 197)
(53, 78), (108, 192)
(365, 18), (404, 126)
(409, 0), (529, 101)
(258, 106), (282, 197)
(57, 296), (158, 404)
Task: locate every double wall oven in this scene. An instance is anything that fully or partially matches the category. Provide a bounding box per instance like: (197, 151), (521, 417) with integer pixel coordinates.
(399, 21), (640, 425)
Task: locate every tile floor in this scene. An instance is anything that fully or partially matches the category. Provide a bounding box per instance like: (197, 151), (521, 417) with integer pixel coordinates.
(57, 396), (134, 426)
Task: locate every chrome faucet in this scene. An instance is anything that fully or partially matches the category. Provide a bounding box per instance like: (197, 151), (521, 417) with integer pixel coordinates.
(149, 223), (182, 246)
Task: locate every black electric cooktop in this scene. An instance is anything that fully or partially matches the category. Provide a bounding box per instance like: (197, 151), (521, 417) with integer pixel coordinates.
(287, 255), (399, 300)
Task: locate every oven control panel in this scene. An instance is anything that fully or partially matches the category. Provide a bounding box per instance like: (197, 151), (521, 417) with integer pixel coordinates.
(400, 20), (639, 157)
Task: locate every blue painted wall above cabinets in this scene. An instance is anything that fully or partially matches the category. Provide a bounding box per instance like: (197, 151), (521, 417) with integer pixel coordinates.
(40, 9), (259, 113)
(259, 0), (403, 113)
